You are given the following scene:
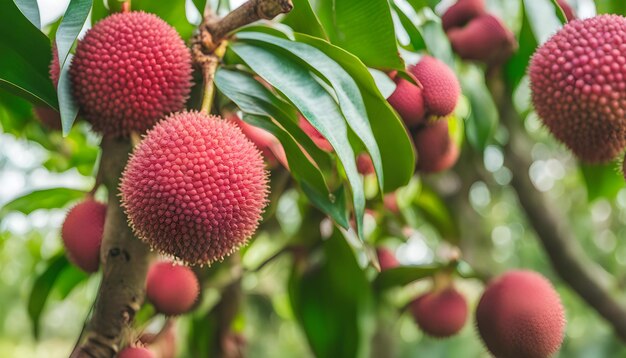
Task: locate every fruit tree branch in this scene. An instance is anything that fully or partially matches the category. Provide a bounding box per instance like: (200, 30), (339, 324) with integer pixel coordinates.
(487, 73), (626, 342)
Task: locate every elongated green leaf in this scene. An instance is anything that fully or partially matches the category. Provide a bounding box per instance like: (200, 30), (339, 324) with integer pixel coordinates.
(192, 0), (208, 15)
(133, 0), (195, 39)
(55, 264), (89, 299)
(237, 32), (384, 191)
(0, 0), (57, 108)
(504, 2), (536, 91)
(374, 265), (439, 290)
(1, 188), (85, 217)
(419, 17), (455, 68)
(215, 69), (349, 228)
(28, 254), (70, 338)
(292, 33), (416, 192)
(459, 65), (498, 153)
(230, 42), (366, 238)
(282, 0), (327, 39)
(550, 0), (569, 23)
(580, 162), (625, 202)
(314, 0), (403, 70)
(91, 0), (108, 23)
(524, 0), (562, 44)
(14, 0), (41, 29)
(289, 230), (372, 358)
(393, 3), (427, 52)
(415, 186), (459, 243)
(596, 0), (626, 15)
(55, 0), (91, 134)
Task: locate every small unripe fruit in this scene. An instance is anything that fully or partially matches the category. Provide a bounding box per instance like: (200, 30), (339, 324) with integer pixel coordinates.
(117, 347), (154, 358)
(557, 0), (576, 21)
(387, 74), (426, 127)
(146, 262), (199, 315)
(410, 287), (468, 338)
(121, 111), (268, 265)
(530, 15), (626, 162)
(61, 199), (107, 273)
(70, 12), (192, 137)
(376, 247), (399, 271)
(476, 270), (565, 358)
(441, 0), (485, 31)
(298, 114), (333, 152)
(414, 119), (459, 173)
(356, 153), (375, 175)
(410, 56), (460, 117)
(448, 14), (517, 66)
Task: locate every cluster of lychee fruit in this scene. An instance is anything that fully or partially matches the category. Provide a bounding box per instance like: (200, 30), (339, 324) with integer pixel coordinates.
(387, 56), (461, 173)
(441, 0), (517, 66)
(57, 11), (269, 269)
(377, 249), (565, 357)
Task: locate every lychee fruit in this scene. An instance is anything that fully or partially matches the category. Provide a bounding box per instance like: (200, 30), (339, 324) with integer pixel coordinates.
(117, 347), (155, 358)
(227, 113), (288, 169)
(140, 322), (176, 358)
(298, 114), (333, 152)
(146, 262), (199, 315)
(441, 0), (486, 32)
(529, 15), (626, 163)
(61, 199), (107, 273)
(387, 73), (426, 127)
(70, 12), (192, 138)
(356, 153), (375, 175)
(414, 119), (459, 173)
(34, 45), (61, 130)
(476, 270), (566, 358)
(376, 247), (399, 271)
(120, 111), (269, 265)
(383, 192), (399, 214)
(410, 287), (468, 338)
(409, 56), (460, 117)
(557, 0), (576, 21)
(448, 14), (517, 66)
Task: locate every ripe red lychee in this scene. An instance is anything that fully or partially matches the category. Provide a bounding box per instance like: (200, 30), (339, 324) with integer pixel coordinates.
(356, 153), (375, 175)
(476, 270), (565, 358)
(227, 113), (288, 169)
(557, 0), (576, 21)
(529, 15), (626, 163)
(140, 322), (176, 358)
(414, 119), (459, 173)
(61, 199), (107, 273)
(298, 114), (333, 152)
(34, 45), (61, 130)
(376, 247), (399, 271)
(410, 56), (460, 117)
(146, 262), (199, 315)
(120, 111), (268, 265)
(448, 14), (517, 66)
(410, 287), (468, 338)
(441, 0), (485, 32)
(70, 12), (192, 138)
(117, 347), (155, 358)
(387, 74), (426, 127)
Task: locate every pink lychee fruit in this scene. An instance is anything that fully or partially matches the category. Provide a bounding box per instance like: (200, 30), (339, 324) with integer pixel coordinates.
(298, 114), (334, 152)
(146, 262), (199, 315)
(387, 73), (426, 127)
(61, 199), (107, 273)
(409, 56), (460, 117)
(441, 0), (486, 32)
(414, 119), (459, 173)
(410, 287), (468, 338)
(117, 347), (155, 358)
(448, 14), (517, 66)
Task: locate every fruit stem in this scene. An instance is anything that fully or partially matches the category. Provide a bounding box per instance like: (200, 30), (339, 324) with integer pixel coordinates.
(198, 41), (228, 114)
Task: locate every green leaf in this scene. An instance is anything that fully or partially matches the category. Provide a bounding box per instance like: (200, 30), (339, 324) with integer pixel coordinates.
(289, 230), (372, 358)
(237, 32), (384, 191)
(374, 265), (439, 290)
(524, 0), (562, 44)
(504, 2), (536, 91)
(229, 42), (366, 238)
(415, 186), (459, 243)
(314, 0), (403, 70)
(419, 16), (455, 68)
(595, 0), (626, 15)
(550, 0), (568, 24)
(459, 65), (498, 153)
(14, 0), (41, 29)
(292, 33), (416, 192)
(0, 0), (57, 108)
(133, 0), (195, 39)
(281, 0), (327, 39)
(192, 0), (208, 15)
(91, 0), (109, 23)
(54, 264), (89, 299)
(580, 162), (626, 202)
(55, 0), (91, 134)
(28, 254), (70, 338)
(1, 188), (85, 217)
(393, 3), (427, 52)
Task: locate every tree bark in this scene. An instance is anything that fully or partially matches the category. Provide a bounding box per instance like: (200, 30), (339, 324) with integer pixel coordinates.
(488, 74), (626, 342)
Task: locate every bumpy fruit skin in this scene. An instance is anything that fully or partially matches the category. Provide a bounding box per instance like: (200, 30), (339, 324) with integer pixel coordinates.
(61, 199), (107, 273)
(387, 74), (426, 127)
(376, 248), (399, 271)
(414, 119), (459, 173)
(448, 14), (517, 66)
(410, 56), (460, 117)
(356, 153), (375, 175)
(117, 347), (155, 358)
(410, 287), (468, 338)
(441, 0), (485, 31)
(298, 114), (334, 152)
(557, 0), (576, 21)
(35, 45), (62, 130)
(529, 15), (626, 162)
(476, 270), (565, 358)
(146, 262), (199, 315)
(70, 12), (192, 138)
(121, 111), (268, 265)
